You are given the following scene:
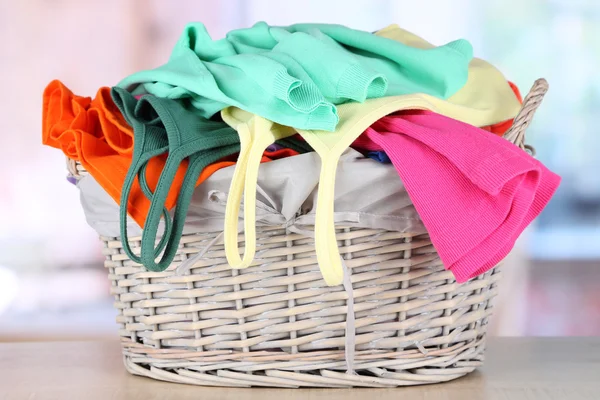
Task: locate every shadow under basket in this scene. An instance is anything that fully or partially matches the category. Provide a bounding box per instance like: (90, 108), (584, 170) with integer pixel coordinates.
(69, 79), (548, 388)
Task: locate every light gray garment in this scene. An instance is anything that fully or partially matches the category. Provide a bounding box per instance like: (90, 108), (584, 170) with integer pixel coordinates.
(77, 149), (425, 238)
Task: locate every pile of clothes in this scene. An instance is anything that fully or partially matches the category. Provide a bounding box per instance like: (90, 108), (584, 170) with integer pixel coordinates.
(42, 23), (560, 286)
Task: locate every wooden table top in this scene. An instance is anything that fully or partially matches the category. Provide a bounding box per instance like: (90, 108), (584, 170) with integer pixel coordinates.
(1, 338), (599, 400)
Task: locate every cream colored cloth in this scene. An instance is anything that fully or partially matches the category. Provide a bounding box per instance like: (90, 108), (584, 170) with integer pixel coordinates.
(77, 149), (425, 238)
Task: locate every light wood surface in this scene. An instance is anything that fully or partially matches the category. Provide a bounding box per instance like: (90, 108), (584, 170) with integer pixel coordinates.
(0, 338), (598, 400)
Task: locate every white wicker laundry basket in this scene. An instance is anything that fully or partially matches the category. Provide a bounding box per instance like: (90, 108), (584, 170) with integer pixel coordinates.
(68, 79), (548, 388)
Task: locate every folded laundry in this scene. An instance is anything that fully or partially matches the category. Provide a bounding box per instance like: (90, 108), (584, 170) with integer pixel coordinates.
(352, 110), (561, 282)
(118, 22), (473, 131)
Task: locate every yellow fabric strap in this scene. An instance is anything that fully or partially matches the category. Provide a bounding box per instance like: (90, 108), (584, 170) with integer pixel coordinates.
(221, 107), (295, 269)
(297, 96), (446, 285)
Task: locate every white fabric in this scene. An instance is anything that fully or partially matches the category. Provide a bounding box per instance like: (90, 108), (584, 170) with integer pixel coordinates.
(77, 149), (425, 237)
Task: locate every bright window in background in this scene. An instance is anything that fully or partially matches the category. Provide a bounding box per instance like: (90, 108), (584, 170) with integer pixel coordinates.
(478, 0), (600, 259)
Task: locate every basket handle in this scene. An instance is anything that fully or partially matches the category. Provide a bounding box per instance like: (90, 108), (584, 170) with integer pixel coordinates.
(502, 78), (549, 155)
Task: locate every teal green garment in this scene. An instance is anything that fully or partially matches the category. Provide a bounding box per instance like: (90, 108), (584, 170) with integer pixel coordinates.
(111, 88), (241, 272)
(118, 22), (473, 131)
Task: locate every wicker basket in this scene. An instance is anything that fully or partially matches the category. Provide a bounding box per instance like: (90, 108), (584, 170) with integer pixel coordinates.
(68, 79), (548, 388)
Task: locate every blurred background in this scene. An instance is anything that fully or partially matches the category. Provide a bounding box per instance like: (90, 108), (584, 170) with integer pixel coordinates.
(0, 0), (598, 341)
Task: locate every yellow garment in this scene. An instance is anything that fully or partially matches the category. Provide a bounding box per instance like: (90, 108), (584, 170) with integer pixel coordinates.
(375, 24), (521, 126)
(220, 25), (522, 286)
(220, 108), (296, 269)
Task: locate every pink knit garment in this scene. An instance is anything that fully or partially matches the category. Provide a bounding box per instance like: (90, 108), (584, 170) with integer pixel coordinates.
(353, 110), (561, 282)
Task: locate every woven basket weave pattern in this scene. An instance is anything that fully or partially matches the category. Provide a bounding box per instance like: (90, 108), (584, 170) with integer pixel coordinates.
(75, 79), (548, 388)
